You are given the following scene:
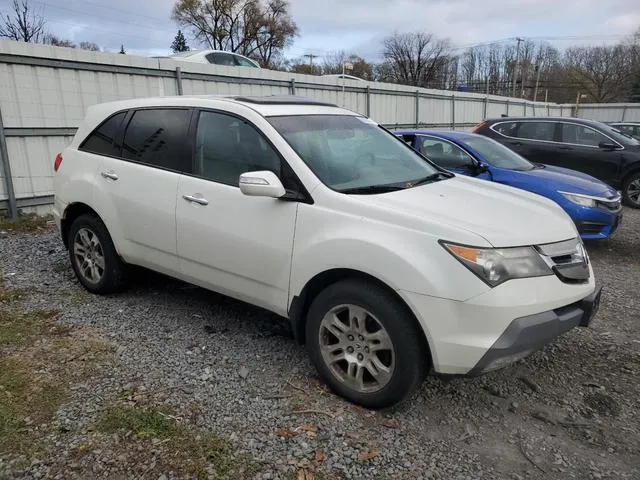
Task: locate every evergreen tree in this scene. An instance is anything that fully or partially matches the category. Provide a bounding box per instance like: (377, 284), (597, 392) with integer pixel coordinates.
(119, 44), (126, 54)
(171, 30), (190, 53)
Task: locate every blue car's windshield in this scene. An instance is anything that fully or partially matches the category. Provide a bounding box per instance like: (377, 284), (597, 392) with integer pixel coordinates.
(460, 136), (535, 171)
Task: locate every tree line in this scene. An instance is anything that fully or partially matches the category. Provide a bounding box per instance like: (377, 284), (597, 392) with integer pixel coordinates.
(2, 0), (639, 103)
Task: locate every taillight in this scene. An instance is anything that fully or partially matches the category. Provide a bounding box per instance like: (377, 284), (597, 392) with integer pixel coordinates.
(472, 122), (487, 133)
(54, 153), (63, 172)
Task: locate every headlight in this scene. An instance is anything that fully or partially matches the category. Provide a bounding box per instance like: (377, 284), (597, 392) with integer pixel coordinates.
(442, 242), (552, 287)
(560, 192), (596, 208)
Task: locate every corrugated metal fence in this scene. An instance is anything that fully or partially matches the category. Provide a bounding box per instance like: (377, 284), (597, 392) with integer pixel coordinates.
(0, 40), (638, 215)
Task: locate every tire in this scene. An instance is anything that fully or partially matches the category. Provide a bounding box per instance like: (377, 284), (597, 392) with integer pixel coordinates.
(622, 171), (640, 208)
(305, 279), (428, 409)
(67, 214), (128, 294)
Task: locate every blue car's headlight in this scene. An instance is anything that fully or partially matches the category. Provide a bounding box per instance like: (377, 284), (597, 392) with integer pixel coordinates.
(560, 192), (597, 208)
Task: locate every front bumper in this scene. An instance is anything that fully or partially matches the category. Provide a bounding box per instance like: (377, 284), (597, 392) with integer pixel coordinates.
(467, 285), (602, 375)
(569, 205), (622, 240)
(400, 271), (597, 375)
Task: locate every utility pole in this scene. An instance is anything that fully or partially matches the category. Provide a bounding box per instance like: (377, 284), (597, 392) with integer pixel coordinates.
(511, 37), (524, 98)
(533, 62), (543, 102)
(303, 53), (318, 74)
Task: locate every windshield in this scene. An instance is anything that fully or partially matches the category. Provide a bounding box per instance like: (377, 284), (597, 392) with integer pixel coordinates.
(605, 126), (640, 146)
(267, 115), (441, 192)
(460, 136), (535, 171)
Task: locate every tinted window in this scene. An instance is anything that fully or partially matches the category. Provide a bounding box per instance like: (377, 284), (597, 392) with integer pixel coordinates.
(492, 122), (518, 137)
(235, 56), (258, 67)
(560, 123), (608, 147)
(121, 109), (192, 172)
(195, 111), (282, 186)
(268, 115), (440, 192)
(419, 137), (474, 169)
(80, 112), (127, 156)
(206, 52), (236, 66)
(517, 121), (555, 141)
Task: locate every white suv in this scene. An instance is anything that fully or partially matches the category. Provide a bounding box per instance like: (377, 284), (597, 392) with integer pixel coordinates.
(53, 95), (601, 408)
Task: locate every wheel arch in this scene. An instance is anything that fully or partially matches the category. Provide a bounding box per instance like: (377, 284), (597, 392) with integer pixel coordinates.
(60, 202), (102, 249)
(288, 268), (433, 366)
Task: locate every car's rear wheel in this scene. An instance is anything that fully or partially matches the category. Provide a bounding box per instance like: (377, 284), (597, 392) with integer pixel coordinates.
(622, 171), (640, 208)
(305, 279), (428, 409)
(68, 214), (128, 294)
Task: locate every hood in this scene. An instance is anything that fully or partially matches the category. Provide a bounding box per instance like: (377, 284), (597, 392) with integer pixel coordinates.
(361, 176), (577, 248)
(520, 165), (617, 197)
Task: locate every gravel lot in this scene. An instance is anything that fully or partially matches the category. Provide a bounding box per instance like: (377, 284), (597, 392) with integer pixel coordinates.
(1, 209), (639, 480)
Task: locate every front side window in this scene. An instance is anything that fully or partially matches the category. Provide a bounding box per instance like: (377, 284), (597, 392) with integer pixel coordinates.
(79, 111), (127, 156)
(195, 111), (282, 186)
(560, 123), (609, 147)
(121, 109), (192, 172)
(206, 52), (237, 66)
(459, 136), (535, 171)
(516, 121), (556, 142)
(268, 115), (442, 192)
(419, 137), (475, 169)
(235, 56), (259, 67)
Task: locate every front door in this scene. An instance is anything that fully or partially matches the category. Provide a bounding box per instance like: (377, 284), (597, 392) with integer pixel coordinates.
(176, 109), (298, 315)
(416, 135), (491, 180)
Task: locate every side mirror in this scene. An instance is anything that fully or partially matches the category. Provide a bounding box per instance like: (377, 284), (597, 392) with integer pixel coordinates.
(475, 163), (490, 174)
(239, 171), (286, 198)
(598, 141), (620, 151)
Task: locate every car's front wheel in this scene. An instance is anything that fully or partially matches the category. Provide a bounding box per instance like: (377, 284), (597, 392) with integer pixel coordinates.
(68, 214), (128, 294)
(622, 171), (640, 208)
(305, 279), (428, 409)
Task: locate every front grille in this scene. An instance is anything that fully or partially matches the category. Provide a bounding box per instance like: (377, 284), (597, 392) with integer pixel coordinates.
(596, 199), (622, 212)
(535, 238), (589, 284)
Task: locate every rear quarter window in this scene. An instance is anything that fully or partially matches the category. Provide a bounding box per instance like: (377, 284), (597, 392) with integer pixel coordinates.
(79, 111), (127, 156)
(492, 122), (519, 137)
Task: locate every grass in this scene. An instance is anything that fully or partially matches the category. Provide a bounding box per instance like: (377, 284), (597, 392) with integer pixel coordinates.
(0, 213), (53, 233)
(97, 403), (251, 479)
(0, 278), (112, 460)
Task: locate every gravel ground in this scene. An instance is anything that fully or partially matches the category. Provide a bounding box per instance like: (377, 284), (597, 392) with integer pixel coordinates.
(1, 209), (639, 480)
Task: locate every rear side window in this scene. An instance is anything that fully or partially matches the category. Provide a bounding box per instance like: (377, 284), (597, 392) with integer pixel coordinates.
(121, 109), (192, 172)
(419, 137), (474, 169)
(492, 122), (518, 137)
(517, 122), (556, 141)
(79, 111), (127, 156)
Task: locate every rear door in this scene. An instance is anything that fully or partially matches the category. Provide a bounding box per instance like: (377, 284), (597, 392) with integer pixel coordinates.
(94, 107), (193, 274)
(556, 121), (622, 184)
(508, 120), (559, 164)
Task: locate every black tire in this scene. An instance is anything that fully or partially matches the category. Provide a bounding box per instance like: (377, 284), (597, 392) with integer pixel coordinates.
(305, 279), (428, 409)
(67, 214), (128, 294)
(622, 171), (640, 208)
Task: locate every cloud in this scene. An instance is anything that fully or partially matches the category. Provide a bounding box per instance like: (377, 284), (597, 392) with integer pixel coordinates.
(1, 0), (637, 59)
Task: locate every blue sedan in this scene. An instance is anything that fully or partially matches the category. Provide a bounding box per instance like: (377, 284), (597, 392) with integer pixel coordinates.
(395, 130), (623, 240)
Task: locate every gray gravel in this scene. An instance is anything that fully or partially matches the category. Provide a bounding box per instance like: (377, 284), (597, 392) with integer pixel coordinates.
(1, 208), (640, 479)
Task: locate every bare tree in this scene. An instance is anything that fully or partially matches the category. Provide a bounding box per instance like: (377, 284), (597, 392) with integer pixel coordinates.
(78, 41), (100, 51)
(172, 0), (297, 66)
(381, 32), (452, 88)
(0, 0), (46, 43)
(322, 50), (374, 80)
(565, 44), (637, 102)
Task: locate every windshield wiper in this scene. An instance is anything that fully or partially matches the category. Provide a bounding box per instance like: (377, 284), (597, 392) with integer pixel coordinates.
(408, 171), (454, 187)
(339, 184), (407, 194)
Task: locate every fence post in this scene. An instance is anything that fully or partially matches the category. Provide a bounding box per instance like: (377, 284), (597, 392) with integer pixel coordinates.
(483, 96), (488, 120)
(290, 78), (296, 96)
(523, 101), (527, 117)
(175, 67), (183, 95)
(451, 93), (456, 130)
(414, 90), (419, 128)
(505, 100), (510, 116)
(622, 105), (628, 122)
(365, 86), (371, 117)
(0, 107), (18, 219)
(547, 104), (550, 116)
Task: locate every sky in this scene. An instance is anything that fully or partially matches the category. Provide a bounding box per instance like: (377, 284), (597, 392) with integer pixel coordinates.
(1, 0), (639, 61)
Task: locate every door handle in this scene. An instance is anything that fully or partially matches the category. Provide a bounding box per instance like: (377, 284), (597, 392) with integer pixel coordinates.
(182, 194), (209, 206)
(101, 171), (118, 181)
